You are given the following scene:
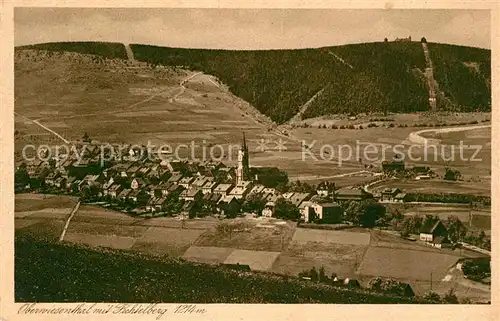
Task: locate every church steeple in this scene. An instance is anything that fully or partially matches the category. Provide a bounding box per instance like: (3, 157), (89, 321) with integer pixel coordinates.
(242, 132), (247, 153)
(236, 132), (250, 185)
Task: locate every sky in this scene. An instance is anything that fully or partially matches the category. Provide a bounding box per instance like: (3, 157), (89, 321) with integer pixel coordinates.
(14, 8), (491, 49)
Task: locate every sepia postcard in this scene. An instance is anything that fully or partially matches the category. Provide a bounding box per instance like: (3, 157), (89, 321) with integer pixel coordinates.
(1, 1), (498, 321)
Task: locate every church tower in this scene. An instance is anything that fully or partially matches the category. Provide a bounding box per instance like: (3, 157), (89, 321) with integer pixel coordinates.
(236, 132), (250, 185)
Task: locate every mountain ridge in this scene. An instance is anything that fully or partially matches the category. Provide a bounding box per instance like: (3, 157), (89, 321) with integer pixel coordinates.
(16, 41), (491, 124)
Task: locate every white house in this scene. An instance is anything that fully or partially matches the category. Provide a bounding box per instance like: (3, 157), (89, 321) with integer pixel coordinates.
(261, 201), (275, 217)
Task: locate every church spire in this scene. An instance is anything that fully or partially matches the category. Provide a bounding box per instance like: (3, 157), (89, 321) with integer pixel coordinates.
(242, 132), (247, 152)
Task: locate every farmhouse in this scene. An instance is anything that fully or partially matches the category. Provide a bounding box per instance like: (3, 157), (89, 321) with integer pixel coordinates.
(180, 188), (202, 202)
(191, 176), (212, 188)
(419, 220), (448, 245)
(380, 188), (401, 202)
(394, 193), (407, 203)
(217, 195), (241, 215)
(107, 184), (123, 198)
(201, 181), (217, 194)
(167, 172), (183, 184)
(288, 192), (311, 207)
(299, 201), (314, 222)
(308, 202), (344, 223)
(64, 176), (77, 191)
(131, 177), (146, 190)
(249, 184), (265, 195)
(54, 177), (66, 188)
(229, 181), (252, 199)
(146, 196), (168, 212)
(382, 160), (405, 172)
(154, 182), (175, 196)
(261, 201), (275, 217)
(335, 187), (373, 202)
(179, 176), (195, 189)
(126, 165), (141, 177)
(45, 172), (60, 186)
(213, 183), (233, 195)
(118, 188), (132, 200)
(317, 181), (335, 197)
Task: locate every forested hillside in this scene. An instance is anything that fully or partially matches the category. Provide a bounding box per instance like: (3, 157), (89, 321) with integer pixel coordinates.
(18, 41), (128, 60)
(16, 41), (490, 124)
(428, 43), (491, 111)
(130, 42), (490, 123)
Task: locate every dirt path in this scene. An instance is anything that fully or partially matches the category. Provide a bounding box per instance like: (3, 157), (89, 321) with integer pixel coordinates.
(407, 124), (491, 145)
(15, 112), (70, 144)
(169, 71), (202, 103)
(59, 200), (81, 242)
(287, 88), (325, 125)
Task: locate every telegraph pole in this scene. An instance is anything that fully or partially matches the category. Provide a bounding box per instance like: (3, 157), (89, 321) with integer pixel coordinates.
(430, 272), (433, 291)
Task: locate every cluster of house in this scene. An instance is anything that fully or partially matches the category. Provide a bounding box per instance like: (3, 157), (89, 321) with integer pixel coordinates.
(17, 144), (388, 223)
(17, 139), (432, 222)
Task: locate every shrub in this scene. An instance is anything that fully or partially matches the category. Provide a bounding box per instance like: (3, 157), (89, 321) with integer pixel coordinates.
(423, 291), (442, 304)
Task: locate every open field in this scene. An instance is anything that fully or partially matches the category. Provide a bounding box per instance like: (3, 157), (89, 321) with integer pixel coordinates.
(297, 112), (491, 128)
(224, 249), (281, 271)
(290, 124), (491, 180)
(358, 247), (459, 281)
(194, 218), (296, 252)
(14, 193), (488, 300)
(182, 246), (234, 264)
(14, 194), (78, 212)
(15, 236), (420, 303)
(402, 204), (491, 231)
(291, 228), (370, 246)
(64, 233), (137, 250)
(66, 221), (150, 237)
(131, 227), (206, 257)
(369, 178), (490, 197)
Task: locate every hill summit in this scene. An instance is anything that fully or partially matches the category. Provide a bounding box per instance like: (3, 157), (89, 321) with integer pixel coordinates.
(18, 40), (491, 124)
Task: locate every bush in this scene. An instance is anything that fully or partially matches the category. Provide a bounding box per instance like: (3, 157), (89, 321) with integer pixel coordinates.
(423, 291), (442, 304)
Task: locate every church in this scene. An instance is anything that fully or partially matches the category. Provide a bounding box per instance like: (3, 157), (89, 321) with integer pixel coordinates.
(236, 132), (251, 185)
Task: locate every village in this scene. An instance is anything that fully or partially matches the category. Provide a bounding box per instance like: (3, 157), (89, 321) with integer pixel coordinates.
(14, 131), (491, 257)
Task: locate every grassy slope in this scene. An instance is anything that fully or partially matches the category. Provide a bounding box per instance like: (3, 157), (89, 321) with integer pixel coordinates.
(15, 41), (490, 124)
(15, 235), (419, 303)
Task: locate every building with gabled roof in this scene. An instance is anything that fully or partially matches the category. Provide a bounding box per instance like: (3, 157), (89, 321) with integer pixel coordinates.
(420, 220), (448, 244)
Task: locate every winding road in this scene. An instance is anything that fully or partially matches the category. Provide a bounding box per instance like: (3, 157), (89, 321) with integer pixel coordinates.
(169, 71), (202, 103)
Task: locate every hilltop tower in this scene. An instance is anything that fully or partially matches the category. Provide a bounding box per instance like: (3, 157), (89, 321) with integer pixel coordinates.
(236, 132), (250, 185)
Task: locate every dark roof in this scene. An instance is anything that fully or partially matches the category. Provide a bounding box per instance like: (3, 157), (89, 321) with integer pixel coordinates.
(318, 202), (341, 207)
